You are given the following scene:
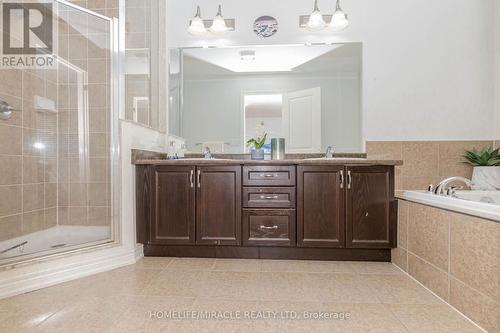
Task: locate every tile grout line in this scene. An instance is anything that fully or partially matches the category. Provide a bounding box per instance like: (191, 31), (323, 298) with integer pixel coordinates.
(392, 264), (488, 333)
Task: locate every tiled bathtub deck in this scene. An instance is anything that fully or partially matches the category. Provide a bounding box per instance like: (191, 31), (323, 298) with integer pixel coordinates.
(0, 258), (484, 332)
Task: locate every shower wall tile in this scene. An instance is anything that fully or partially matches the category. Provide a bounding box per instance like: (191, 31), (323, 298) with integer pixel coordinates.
(88, 183), (107, 206)
(23, 184), (45, 212)
(23, 157), (45, 184)
(89, 108), (109, 133)
(0, 186), (22, 216)
(22, 210), (45, 233)
(0, 214), (23, 242)
(0, 125), (22, 155)
(45, 183), (58, 208)
(0, 156), (22, 185)
(0, 69), (22, 97)
(69, 183), (87, 206)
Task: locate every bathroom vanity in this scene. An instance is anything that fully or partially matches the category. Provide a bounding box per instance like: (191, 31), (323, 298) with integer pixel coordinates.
(134, 156), (401, 261)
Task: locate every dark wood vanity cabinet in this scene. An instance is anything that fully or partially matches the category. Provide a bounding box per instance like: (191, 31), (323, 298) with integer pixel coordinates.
(196, 166), (241, 246)
(297, 165), (345, 248)
(139, 165), (241, 246)
(345, 166), (396, 249)
(136, 162), (397, 261)
(149, 165), (196, 245)
(297, 165), (396, 250)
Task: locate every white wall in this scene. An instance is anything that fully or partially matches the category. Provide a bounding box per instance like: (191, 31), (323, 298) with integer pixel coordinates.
(167, 0), (496, 141)
(183, 74), (361, 152)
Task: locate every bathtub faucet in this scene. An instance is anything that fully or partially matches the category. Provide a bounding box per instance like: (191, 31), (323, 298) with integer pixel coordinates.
(434, 177), (473, 196)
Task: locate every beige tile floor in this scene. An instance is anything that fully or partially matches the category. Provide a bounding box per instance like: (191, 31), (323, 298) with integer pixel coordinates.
(0, 258), (484, 333)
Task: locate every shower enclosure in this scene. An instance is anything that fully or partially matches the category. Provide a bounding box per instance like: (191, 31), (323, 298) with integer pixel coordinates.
(0, 0), (119, 265)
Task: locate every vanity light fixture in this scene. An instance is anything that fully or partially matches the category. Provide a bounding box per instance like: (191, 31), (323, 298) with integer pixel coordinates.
(188, 5), (235, 36)
(299, 0), (349, 32)
(306, 0), (326, 31)
(188, 6), (207, 35)
(210, 5), (229, 34)
(329, 0), (349, 31)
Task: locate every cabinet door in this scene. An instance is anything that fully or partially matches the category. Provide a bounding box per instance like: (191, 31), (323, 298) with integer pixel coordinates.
(297, 165), (345, 248)
(151, 165), (195, 245)
(196, 165), (242, 245)
(345, 166), (395, 249)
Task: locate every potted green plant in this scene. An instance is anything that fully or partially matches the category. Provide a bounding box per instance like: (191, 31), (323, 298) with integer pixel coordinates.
(463, 147), (500, 190)
(247, 133), (267, 160)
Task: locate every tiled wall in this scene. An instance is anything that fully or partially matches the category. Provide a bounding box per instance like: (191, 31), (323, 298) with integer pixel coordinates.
(393, 201), (499, 332)
(68, 0), (118, 18)
(366, 141), (494, 191)
(0, 69), (58, 241)
(57, 3), (112, 226)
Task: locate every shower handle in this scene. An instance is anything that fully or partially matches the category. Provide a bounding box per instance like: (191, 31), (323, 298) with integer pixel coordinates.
(0, 100), (16, 120)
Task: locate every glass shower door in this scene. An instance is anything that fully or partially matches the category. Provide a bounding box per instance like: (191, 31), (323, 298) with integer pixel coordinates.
(0, 0), (118, 264)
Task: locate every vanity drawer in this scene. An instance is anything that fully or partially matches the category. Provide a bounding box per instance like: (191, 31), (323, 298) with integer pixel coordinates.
(242, 209), (296, 247)
(243, 166), (296, 186)
(243, 187), (296, 208)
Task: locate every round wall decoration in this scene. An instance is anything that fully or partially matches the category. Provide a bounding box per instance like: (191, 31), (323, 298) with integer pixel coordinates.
(253, 16), (278, 38)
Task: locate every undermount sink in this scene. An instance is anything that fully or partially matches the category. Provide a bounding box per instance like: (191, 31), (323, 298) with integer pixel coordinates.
(305, 157), (367, 161)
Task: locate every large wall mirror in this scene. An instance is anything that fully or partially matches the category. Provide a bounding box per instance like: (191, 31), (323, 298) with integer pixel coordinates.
(169, 43), (362, 153)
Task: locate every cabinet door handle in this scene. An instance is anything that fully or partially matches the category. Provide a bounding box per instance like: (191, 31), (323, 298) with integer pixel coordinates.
(347, 170), (352, 189)
(261, 174), (276, 178)
(340, 170), (344, 189)
(260, 195), (279, 200)
(190, 170), (194, 188)
(197, 170), (201, 188)
(260, 225), (278, 230)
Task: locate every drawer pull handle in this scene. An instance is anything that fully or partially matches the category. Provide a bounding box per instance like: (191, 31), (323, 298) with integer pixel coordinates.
(260, 225), (279, 230)
(261, 174), (276, 178)
(347, 170), (352, 189)
(340, 170), (344, 189)
(260, 195), (279, 200)
(197, 170), (201, 188)
(190, 170), (194, 188)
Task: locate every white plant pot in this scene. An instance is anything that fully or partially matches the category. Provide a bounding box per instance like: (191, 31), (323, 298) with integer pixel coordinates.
(471, 166), (500, 190)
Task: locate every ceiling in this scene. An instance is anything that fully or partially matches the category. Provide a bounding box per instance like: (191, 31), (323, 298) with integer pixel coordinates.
(182, 43), (362, 79)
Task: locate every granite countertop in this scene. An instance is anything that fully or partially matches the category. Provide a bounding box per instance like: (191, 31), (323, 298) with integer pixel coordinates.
(131, 149), (402, 166)
(134, 158), (403, 166)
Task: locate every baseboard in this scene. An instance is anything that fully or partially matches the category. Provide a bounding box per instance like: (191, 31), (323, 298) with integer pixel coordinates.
(0, 244), (144, 300)
(144, 244), (391, 262)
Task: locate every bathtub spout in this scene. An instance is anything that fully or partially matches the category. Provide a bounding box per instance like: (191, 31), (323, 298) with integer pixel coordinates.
(434, 177), (473, 196)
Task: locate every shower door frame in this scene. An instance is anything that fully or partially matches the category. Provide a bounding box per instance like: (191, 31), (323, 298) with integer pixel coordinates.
(0, 0), (122, 267)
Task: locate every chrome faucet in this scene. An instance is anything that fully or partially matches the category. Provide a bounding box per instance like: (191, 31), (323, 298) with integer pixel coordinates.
(434, 177), (473, 196)
(325, 146), (335, 158)
(202, 147), (212, 159)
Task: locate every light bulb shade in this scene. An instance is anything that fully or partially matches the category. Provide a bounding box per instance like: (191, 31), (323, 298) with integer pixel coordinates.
(329, 0), (349, 31)
(188, 16), (207, 35)
(209, 5), (229, 34)
(329, 10), (349, 31)
(210, 15), (228, 34)
(188, 6), (207, 35)
(306, 10), (326, 31)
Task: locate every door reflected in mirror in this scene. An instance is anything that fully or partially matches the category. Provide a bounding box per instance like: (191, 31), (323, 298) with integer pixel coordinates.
(169, 43), (362, 153)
